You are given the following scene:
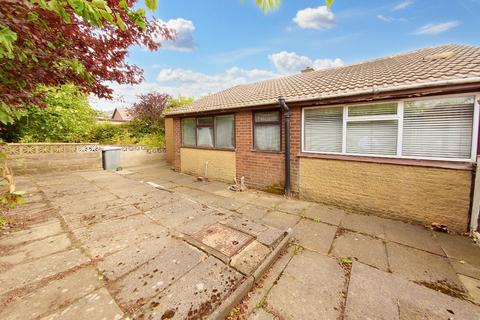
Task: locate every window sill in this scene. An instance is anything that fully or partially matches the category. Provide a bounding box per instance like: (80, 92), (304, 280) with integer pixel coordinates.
(298, 152), (474, 170)
(180, 146), (235, 152)
(250, 149), (284, 154)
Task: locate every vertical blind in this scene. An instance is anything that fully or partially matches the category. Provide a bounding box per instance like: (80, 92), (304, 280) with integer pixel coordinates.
(303, 96), (476, 160)
(304, 107), (343, 152)
(403, 97), (474, 159)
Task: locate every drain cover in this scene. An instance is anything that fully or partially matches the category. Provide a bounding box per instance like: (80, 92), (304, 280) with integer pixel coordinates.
(191, 223), (253, 257)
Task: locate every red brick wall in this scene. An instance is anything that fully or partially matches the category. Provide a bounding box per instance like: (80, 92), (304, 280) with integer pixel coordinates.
(171, 107), (301, 194)
(235, 107), (301, 194)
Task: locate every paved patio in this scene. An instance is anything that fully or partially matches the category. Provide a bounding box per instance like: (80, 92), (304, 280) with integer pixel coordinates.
(1, 162), (480, 319)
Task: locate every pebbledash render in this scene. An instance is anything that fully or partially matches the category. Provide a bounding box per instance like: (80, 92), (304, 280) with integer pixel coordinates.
(164, 44), (480, 234)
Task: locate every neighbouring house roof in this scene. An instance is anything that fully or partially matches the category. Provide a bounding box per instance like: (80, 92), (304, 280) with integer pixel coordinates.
(165, 44), (480, 116)
(111, 108), (133, 121)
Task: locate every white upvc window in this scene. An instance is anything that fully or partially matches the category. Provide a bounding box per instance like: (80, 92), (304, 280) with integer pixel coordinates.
(302, 94), (479, 161)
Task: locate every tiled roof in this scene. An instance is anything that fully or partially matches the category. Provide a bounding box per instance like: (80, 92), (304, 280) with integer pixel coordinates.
(112, 108), (132, 121)
(165, 44), (480, 116)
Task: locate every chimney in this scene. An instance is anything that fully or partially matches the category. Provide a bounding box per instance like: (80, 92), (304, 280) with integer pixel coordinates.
(301, 67), (315, 73)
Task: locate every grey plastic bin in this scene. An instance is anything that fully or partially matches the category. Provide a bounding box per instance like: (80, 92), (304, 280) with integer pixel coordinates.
(102, 146), (122, 171)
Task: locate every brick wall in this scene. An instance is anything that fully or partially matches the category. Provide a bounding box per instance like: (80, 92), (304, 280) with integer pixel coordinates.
(234, 107), (301, 193)
(235, 110), (284, 193)
(170, 108), (301, 193)
(299, 157), (473, 233)
(180, 148), (236, 182)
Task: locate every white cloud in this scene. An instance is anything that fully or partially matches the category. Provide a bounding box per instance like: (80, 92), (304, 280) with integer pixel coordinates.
(293, 6), (335, 30)
(377, 14), (393, 22)
(90, 52), (345, 110)
(154, 18), (196, 52)
(269, 51), (343, 74)
(393, 0), (413, 11)
(377, 14), (407, 23)
(89, 67), (280, 110)
(414, 21), (460, 35)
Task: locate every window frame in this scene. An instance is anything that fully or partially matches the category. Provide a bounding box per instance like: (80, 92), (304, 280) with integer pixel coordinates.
(181, 114), (235, 150)
(301, 93), (480, 162)
(253, 110), (282, 152)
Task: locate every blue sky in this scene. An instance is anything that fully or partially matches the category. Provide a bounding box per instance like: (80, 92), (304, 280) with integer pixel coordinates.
(92, 0), (480, 110)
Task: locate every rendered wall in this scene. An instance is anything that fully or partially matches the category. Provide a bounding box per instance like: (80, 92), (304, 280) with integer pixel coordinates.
(299, 157), (472, 233)
(180, 148), (236, 182)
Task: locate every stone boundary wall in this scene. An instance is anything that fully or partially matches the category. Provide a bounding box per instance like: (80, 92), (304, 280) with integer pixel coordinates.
(118, 145), (166, 168)
(1, 143), (166, 175)
(1, 143), (102, 175)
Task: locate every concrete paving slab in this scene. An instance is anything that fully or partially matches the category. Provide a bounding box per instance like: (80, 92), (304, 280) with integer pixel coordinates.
(0, 267), (102, 320)
(231, 241), (271, 275)
(243, 247), (295, 316)
(221, 215), (269, 236)
(0, 219), (63, 246)
(384, 220), (444, 255)
(111, 241), (206, 310)
(276, 199), (313, 215)
(175, 210), (229, 236)
(450, 259), (480, 280)
(186, 180), (229, 194)
(235, 204), (272, 220)
(197, 193), (247, 211)
(130, 193), (182, 212)
(191, 223), (253, 258)
(387, 242), (466, 297)
(0, 233), (71, 265)
(248, 309), (275, 320)
(62, 204), (141, 230)
(40, 288), (123, 320)
(0, 249), (89, 295)
(331, 231), (388, 271)
(345, 262), (480, 320)
(256, 227), (285, 248)
(82, 223), (168, 258)
(266, 250), (345, 320)
(247, 193), (284, 210)
(98, 236), (174, 281)
(340, 213), (386, 238)
(137, 256), (243, 320)
(435, 232), (480, 267)
(72, 214), (152, 243)
(293, 219), (337, 254)
(261, 211), (300, 230)
(302, 204), (346, 226)
(458, 274), (480, 304)
(147, 199), (217, 229)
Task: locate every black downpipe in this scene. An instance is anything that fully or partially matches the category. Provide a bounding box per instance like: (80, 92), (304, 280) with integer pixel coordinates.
(279, 97), (291, 196)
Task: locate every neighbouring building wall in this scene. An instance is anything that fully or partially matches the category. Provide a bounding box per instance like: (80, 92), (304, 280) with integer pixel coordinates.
(299, 157), (472, 233)
(165, 117), (174, 164)
(180, 148), (236, 182)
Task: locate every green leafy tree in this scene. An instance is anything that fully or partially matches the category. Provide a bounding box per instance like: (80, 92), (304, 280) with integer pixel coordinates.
(2, 84), (96, 142)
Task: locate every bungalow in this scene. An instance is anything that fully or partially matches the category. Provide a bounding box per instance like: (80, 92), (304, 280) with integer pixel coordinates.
(164, 44), (480, 234)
